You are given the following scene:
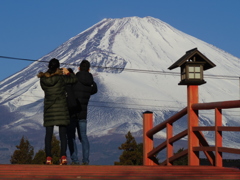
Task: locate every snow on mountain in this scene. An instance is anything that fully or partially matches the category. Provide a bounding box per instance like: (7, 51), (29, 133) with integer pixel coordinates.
(0, 16), (239, 164)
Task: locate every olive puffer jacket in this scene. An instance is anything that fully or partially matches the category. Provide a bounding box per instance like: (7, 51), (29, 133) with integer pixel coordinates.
(73, 71), (98, 120)
(37, 69), (78, 127)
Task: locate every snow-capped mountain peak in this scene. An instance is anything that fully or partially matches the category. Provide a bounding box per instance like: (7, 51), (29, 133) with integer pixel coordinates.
(0, 16), (239, 164)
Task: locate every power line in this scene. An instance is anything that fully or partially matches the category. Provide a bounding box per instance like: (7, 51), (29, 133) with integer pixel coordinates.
(0, 55), (239, 80)
(3, 92), (239, 113)
(1, 92), (186, 104)
(0, 55), (239, 116)
(1, 94), (239, 116)
(0, 94), (186, 110)
(5, 94), (239, 116)
(0, 55), (37, 62)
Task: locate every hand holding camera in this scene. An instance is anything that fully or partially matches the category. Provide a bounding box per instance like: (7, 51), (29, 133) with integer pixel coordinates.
(61, 68), (69, 75)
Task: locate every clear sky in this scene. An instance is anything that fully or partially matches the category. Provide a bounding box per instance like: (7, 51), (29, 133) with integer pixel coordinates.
(0, 0), (239, 81)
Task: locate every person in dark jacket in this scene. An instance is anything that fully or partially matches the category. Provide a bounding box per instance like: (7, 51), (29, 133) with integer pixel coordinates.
(65, 68), (79, 118)
(37, 58), (78, 165)
(67, 60), (97, 165)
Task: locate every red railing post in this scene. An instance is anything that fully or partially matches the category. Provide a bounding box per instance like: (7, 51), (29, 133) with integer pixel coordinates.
(215, 108), (223, 167)
(166, 123), (173, 165)
(187, 85), (200, 165)
(143, 111), (154, 165)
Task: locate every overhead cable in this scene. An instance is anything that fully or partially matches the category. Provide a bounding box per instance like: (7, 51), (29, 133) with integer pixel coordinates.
(0, 55), (239, 80)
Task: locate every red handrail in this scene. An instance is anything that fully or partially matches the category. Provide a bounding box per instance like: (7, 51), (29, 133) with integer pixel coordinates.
(143, 100), (240, 166)
(146, 107), (187, 138)
(192, 100), (240, 110)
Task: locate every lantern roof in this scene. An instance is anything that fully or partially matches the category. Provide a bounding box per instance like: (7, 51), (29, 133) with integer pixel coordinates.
(168, 48), (216, 70)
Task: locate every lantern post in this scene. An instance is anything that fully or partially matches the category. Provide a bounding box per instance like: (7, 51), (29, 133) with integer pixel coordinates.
(168, 48), (216, 165)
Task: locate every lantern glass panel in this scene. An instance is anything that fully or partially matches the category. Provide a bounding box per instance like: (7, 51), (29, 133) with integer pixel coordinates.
(195, 67), (200, 72)
(189, 66), (194, 72)
(181, 67), (186, 80)
(187, 66), (202, 79)
(189, 73), (194, 79)
(195, 73), (201, 79)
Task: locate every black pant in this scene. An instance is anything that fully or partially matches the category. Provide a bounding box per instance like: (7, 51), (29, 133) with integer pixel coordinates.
(45, 125), (67, 157)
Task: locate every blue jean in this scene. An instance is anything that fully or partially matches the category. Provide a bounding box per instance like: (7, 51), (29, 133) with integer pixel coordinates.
(67, 118), (89, 164)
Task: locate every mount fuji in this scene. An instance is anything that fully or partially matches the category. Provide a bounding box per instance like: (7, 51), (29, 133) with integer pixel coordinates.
(0, 16), (239, 165)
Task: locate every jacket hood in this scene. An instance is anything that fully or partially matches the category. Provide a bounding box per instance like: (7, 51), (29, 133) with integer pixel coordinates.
(37, 69), (63, 78)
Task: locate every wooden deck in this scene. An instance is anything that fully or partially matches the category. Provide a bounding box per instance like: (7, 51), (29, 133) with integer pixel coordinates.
(0, 164), (240, 179)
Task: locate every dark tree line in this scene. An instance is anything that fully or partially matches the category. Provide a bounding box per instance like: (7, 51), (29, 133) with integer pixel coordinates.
(11, 132), (239, 167)
(8, 132), (194, 166)
(10, 135), (60, 164)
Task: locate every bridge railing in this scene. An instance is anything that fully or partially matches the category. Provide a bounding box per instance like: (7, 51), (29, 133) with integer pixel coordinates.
(143, 100), (240, 166)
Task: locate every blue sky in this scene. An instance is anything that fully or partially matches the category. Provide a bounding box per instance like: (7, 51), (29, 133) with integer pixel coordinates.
(1, 0), (240, 81)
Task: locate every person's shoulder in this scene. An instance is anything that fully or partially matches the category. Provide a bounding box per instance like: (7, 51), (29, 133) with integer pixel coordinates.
(76, 71), (93, 77)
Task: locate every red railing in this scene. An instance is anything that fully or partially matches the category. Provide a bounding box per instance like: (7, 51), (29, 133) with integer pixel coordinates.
(143, 97), (240, 166)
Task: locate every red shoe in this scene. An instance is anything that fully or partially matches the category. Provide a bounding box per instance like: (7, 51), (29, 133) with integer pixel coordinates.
(60, 156), (67, 165)
(46, 156), (52, 165)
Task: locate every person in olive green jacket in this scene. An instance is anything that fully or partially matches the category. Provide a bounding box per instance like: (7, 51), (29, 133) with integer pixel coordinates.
(37, 58), (78, 165)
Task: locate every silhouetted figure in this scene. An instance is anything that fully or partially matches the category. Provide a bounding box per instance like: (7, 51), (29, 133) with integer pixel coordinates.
(37, 58), (77, 165)
(67, 60), (97, 165)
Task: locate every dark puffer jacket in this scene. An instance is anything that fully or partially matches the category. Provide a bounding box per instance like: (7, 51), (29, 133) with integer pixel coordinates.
(65, 82), (79, 118)
(73, 71), (98, 120)
(37, 69), (78, 127)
